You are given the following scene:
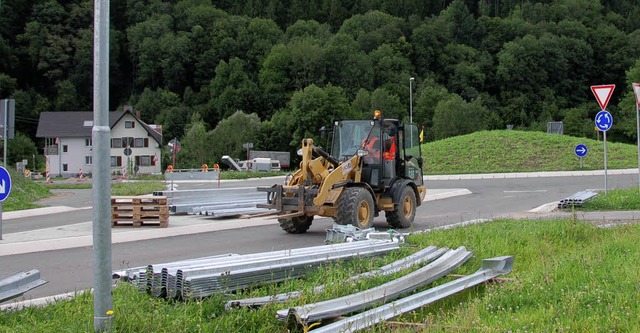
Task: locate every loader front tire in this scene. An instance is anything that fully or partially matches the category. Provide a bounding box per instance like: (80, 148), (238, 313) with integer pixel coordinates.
(337, 187), (374, 229)
(386, 186), (416, 229)
(279, 215), (313, 234)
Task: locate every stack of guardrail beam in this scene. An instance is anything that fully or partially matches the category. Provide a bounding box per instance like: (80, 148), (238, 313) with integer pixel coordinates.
(114, 240), (399, 300)
(225, 245), (447, 309)
(311, 255), (514, 333)
(558, 190), (599, 208)
(276, 246), (473, 324)
(153, 187), (268, 216)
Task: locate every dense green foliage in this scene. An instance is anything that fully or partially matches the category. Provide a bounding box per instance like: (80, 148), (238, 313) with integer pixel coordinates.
(423, 129), (640, 174)
(2, 0), (640, 168)
(2, 219), (639, 332)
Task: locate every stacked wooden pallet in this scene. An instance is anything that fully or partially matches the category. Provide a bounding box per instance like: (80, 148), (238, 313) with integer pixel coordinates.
(111, 196), (169, 228)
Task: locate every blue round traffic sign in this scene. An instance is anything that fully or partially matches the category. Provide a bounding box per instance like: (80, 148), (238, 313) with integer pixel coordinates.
(574, 144), (588, 158)
(0, 166), (12, 202)
(595, 110), (613, 132)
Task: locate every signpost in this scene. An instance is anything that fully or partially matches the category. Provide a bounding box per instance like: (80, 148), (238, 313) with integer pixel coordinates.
(633, 83), (640, 194)
(591, 84), (615, 194)
(574, 144), (588, 169)
(242, 142), (253, 160)
(168, 138), (181, 168)
(0, 166), (13, 241)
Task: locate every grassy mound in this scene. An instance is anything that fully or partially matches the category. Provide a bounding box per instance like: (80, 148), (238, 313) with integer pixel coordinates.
(422, 130), (638, 174)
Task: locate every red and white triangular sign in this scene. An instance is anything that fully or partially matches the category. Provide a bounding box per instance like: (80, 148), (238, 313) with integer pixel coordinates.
(633, 83), (640, 107)
(590, 84), (615, 110)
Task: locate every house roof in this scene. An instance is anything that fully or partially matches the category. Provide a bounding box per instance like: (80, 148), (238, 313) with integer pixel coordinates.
(36, 110), (162, 144)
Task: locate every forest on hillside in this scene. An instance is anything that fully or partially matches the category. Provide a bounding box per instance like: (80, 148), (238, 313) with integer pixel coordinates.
(1, 0), (640, 167)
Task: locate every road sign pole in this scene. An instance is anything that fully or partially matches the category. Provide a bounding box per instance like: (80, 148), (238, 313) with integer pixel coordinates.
(604, 131), (608, 195)
(579, 157), (583, 169)
(637, 102), (640, 195)
(3, 99), (7, 167)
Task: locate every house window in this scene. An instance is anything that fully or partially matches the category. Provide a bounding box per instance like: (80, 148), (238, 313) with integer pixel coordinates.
(125, 121), (135, 128)
(62, 145), (68, 153)
(135, 155), (155, 166)
(62, 164), (68, 172)
(134, 138), (149, 148)
(85, 156), (92, 165)
(111, 156), (122, 167)
(111, 138), (122, 148)
(85, 138), (92, 147)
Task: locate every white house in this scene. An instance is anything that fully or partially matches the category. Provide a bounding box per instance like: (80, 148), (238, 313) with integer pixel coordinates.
(36, 110), (163, 177)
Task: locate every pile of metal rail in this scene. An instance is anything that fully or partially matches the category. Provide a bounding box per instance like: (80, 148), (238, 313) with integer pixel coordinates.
(558, 190), (599, 208)
(0, 270), (48, 303)
(310, 255), (514, 333)
(153, 187), (268, 216)
(325, 224), (405, 243)
(225, 245), (447, 309)
(276, 246), (474, 324)
(114, 240), (399, 300)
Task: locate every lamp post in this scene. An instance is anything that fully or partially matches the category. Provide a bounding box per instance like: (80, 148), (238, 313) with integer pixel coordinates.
(409, 77), (415, 145)
(409, 77), (415, 124)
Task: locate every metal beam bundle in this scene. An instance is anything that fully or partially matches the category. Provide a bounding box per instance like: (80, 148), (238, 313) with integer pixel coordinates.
(558, 190), (599, 208)
(225, 245), (447, 309)
(115, 240), (399, 300)
(311, 255), (514, 333)
(276, 246), (473, 324)
(153, 188), (268, 216)
(0, 270), (48, 303)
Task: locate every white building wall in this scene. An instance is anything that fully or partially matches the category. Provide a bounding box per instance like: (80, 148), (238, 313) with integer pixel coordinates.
(47, 137), (92, 177)
(44, 113), (161, 177)
(110, 113), (162, 175)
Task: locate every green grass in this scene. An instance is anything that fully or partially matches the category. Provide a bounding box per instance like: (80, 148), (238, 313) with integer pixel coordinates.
(1, 219), (638, 332)
(3, 169), (50, 211)
(422, 130), (638, 174)
(579, 187), (640, 211)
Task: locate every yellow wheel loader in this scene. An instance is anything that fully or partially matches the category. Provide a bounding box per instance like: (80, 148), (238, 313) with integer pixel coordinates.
(258, 110), (426, 234)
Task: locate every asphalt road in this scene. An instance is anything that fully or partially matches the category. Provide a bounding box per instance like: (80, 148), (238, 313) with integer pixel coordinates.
(1, 172), (638, 303)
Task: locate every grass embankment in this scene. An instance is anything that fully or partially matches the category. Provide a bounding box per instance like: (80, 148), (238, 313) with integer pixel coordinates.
(1, 219), (638, 332)
(580, 187), (640, 211)
(423, 130), (638, 174)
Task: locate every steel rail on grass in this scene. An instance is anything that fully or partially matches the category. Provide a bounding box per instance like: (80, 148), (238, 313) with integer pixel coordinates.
(0, 270), (48, 303)
(558, 190), (598, 208)
(114, 240), (399, 300)
(176, 241), (398, 300)
(276, 246), (473, 324)
(311, 255), (514, 333)
(225, 245), (447, 309)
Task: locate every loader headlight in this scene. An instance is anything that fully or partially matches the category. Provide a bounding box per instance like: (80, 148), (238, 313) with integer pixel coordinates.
(284, 173), (293, 185)
(297, 148), (303, 156)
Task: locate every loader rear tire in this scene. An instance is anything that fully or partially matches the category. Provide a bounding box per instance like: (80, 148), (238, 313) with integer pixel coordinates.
(279, 215), (313, 234)
(337, 187), (374, 229)
(386, 186), (416, 229)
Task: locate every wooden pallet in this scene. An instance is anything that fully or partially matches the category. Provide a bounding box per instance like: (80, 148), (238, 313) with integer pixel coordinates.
(111, 196), (169, 228)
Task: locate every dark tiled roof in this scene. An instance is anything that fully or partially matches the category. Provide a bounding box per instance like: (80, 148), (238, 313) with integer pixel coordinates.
(36, 111), (162, 144)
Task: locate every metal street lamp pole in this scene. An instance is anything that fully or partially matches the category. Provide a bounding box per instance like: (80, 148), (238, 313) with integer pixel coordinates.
(409, 77), (415, 124)
(409, 77), (415, 144)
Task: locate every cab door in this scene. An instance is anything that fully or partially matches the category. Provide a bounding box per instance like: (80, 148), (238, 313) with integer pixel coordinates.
(401, 123), (423, 186)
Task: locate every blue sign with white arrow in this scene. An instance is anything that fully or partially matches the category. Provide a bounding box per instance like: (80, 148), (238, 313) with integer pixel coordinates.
(574, 144), (588, 158)
(0, 166), (11, 202)
(595, 110), (613, 132)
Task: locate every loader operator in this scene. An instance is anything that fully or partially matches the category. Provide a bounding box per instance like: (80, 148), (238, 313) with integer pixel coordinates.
(362, 122), (397, 162)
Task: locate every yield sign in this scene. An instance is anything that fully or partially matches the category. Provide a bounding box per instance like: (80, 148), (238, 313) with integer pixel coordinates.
(633, 83), (640, 107)
(590, 84), (615, 110)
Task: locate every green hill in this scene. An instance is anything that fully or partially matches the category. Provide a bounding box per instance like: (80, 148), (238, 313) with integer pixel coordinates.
(422, 130), (638, 175)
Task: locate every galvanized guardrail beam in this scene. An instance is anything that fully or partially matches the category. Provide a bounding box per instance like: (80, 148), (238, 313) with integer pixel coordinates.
(0, 270), (48, 303)
(312, 255), (514, 333)
(276, 246), (473, 324)
(225, 245), (447, 309)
